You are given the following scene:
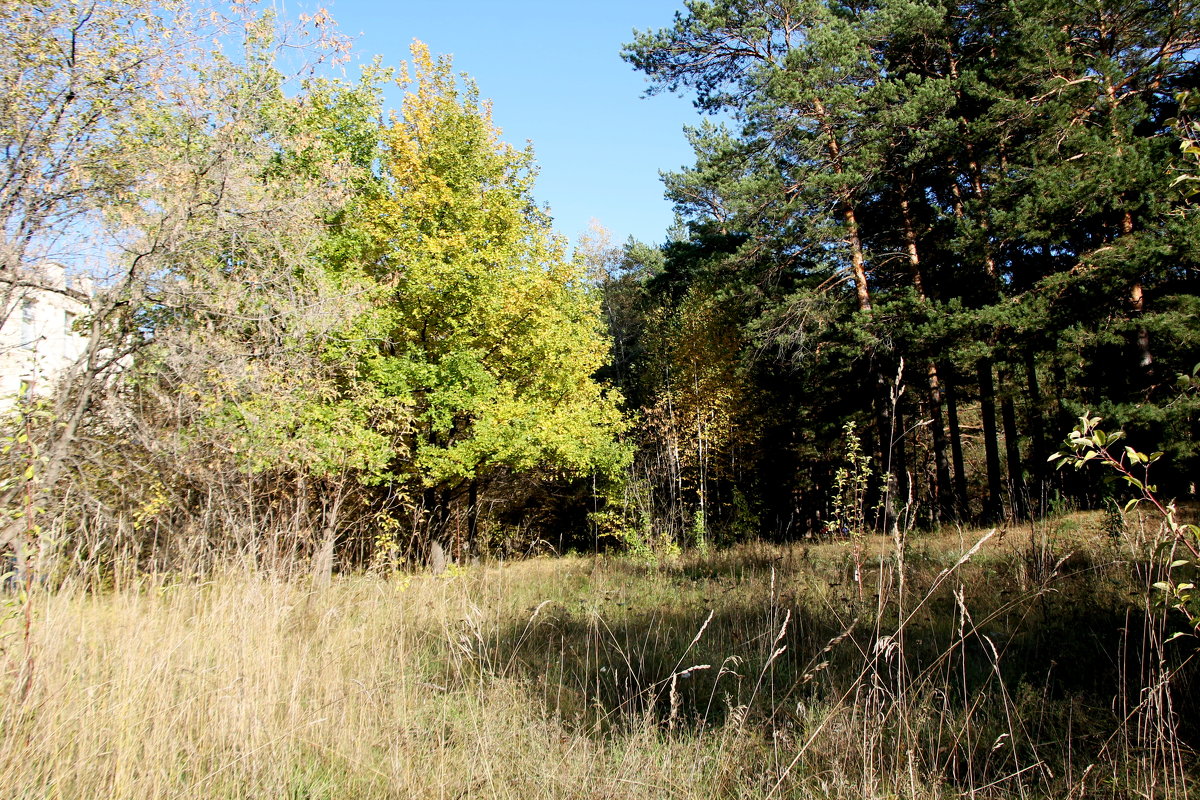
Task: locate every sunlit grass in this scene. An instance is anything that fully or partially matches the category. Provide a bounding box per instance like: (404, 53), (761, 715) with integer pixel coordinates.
(0, 510), (1192, 798)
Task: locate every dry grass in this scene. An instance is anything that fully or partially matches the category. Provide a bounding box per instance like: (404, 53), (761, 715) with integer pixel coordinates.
(0, 511), (1195, 798)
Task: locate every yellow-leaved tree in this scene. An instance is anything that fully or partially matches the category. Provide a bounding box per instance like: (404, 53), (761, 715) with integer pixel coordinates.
(341, 43), (627, 551)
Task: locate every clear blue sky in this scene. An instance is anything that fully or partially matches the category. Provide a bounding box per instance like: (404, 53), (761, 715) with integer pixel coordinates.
(321, 0), (702, 246)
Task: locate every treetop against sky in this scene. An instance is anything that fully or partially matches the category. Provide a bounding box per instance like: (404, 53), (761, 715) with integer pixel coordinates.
(324, 0), (702, 245)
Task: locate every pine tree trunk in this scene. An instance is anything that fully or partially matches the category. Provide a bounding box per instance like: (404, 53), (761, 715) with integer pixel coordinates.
(812, 96), (871, 314)
(899, 193), (952, 521)
(944, 363), (969, 520)
(812, 95), (889, 530)
(874, 374), (897, 530)
(845, 207), (872, 313)
(1130, 280), (1153, 378)
(999, 365), (1026, 520)
(978, 358), (1004, 522)
(1023, 350), (1048, 509)
(893, 406), (911, 526)
(927, 362), (953, 523)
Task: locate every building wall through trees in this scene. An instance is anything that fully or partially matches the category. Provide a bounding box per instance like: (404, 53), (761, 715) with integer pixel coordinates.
(0, 263), (91, 406)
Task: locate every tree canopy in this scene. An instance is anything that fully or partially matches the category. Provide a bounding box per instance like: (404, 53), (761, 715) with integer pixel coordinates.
(1, 7), (627, 569)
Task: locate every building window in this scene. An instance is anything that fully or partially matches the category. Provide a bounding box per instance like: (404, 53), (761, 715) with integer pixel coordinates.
(19, 300), (34, 349)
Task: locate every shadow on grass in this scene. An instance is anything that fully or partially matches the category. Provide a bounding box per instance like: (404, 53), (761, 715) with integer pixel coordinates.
(450, 541), (1200, 794)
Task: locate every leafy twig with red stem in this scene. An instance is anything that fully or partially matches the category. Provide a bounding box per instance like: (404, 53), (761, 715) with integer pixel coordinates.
(1051, 413), (1200, 630)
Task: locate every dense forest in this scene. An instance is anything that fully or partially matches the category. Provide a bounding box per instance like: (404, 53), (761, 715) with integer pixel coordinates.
(612, 0), (1200, 543)
(0, 0), (1196, 576)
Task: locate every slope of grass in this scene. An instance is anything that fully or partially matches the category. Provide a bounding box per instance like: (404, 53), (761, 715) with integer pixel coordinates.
(0, 511), (1195, 798)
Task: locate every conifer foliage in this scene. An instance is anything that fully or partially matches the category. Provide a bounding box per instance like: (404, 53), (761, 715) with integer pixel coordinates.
(619, 0), (1200, 536)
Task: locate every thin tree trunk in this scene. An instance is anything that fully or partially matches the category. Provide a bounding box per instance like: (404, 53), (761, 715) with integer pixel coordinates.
(467, 478), (479, 556)
(312, 484), (345, 587)
(438, 487), (453, 548)
(944, 363), (969, 520)
(927, 362), (953, 522)
(421, 485), (441, 560)
(1023, 349), (1048, 508)
(999, 365), (1026, 520)
(813, 96), (871, 313)
(1110, 78), (1153, 380)
(875, 372), (898, 530)
(893, 406), (911, 526)
(900, 192), (952, 521)
(978, 358), (1004, 522)
(845, 207), (872, 312)
(1130, 279), (1153, 376)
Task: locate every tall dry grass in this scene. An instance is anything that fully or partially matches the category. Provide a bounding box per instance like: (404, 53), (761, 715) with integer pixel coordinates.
(0, 512), (1195, 798)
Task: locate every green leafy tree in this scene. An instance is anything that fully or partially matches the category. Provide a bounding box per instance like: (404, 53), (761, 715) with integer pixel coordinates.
(342, 44), (628, 550)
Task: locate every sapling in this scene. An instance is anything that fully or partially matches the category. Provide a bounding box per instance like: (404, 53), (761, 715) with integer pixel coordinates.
(1051, 413), (1200, 633)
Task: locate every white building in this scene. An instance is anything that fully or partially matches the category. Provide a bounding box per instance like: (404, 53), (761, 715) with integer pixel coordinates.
(0, 263), (92, 406)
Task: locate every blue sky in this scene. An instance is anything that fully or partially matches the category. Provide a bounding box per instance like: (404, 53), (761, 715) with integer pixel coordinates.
(321, 0), (703, 246)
